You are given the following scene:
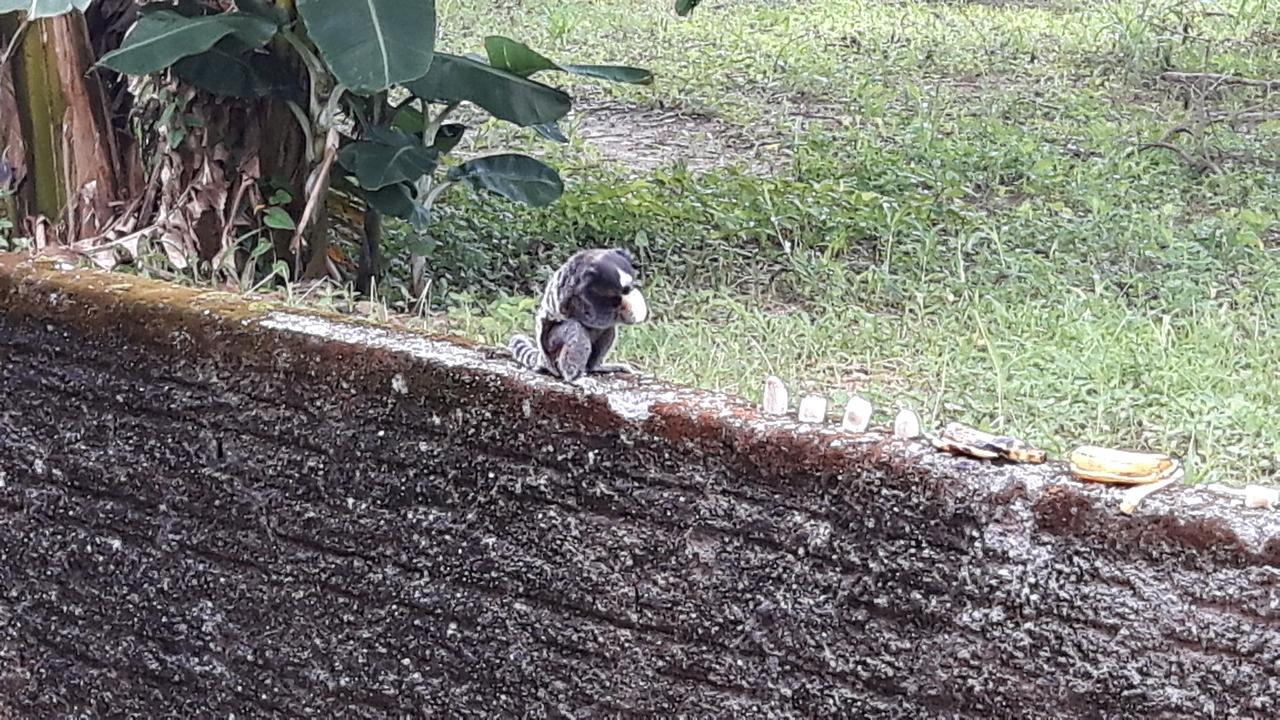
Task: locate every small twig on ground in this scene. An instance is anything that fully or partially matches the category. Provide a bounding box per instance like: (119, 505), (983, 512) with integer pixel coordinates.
(1156, 124), (1194, 144)
(1134, 142), (1219, 175)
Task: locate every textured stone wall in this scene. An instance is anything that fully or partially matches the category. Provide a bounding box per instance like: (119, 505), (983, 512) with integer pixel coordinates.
(1, 254), (1278, 719)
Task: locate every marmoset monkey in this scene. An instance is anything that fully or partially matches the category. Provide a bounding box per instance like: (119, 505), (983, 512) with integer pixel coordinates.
(509, 248), (649, 382)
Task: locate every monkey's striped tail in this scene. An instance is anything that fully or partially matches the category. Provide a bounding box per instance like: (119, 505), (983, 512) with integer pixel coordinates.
(508, 334), (543, 371)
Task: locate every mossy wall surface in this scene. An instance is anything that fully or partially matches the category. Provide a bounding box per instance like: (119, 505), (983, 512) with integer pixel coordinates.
(1, 254), (1277, 718)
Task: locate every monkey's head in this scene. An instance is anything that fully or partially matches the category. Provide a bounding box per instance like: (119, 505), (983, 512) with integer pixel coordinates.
(566, 248), (649, 329)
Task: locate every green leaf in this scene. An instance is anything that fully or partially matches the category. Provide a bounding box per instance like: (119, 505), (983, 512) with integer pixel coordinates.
(363, 183), (430, 229)
(446, 153), (563, 207)
(391, 106), (425, 135)
(484, 36), (652, 85)
(337, 128), (440, 191)
(270, 259), (292, 282)
(561, 63), (653, 85)
(97, 10), (278, 76)
(0, 0), (92, 19)
(172, 37), (299, 100)
(483, 35), (558, 77)
(363, 182), (413, 216)
(532, 122), (568, 144)
(429, 123), (467, 155)
(233, 0), (290, 26)
(675, 0), (702, 16)
(248, 236), (274, 261)
(405, 53), (571, 127)
(296, 0), (437, 95)
(387, 109), (466, 155)
(405, 237), (434, 256)
(263, 207), (296, 230)
(1029, 158), (1054, 177)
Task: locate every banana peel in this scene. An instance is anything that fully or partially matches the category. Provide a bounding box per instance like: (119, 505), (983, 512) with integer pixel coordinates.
(1067, 445), (1182, 485)
(1117, 468), (1185, 514)
(1067, 445), (1185, 515)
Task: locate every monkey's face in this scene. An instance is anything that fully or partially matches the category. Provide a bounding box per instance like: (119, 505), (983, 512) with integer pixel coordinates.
(573, 249), (649, 328)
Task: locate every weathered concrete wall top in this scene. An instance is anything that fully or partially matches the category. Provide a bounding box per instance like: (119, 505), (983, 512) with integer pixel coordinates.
(1, 253), (1278, 719)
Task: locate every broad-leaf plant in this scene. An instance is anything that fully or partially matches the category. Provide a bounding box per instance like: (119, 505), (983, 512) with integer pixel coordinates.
(2, 0), (652, 296)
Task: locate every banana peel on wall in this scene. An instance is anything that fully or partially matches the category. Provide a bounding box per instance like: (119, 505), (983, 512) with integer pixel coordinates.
(1067, 445), (1185, 514)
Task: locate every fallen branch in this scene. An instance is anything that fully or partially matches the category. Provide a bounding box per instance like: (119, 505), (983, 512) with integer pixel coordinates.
(1218, 151), (1280, 170)
(1206, 110), (1280, 123)
(1158, 71), (1280, 92)
(1155, 105), (1272, 144)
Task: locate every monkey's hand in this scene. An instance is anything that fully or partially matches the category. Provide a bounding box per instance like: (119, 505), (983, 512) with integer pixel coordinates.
(547, 320), (593, 383)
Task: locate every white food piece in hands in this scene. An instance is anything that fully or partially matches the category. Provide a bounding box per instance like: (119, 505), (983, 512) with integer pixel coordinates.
(621, 286), (648, 323)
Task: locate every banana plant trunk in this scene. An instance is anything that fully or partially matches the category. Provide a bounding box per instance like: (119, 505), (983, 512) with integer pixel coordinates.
(2, 1), (316, 284)
(0, 10), (128, 243)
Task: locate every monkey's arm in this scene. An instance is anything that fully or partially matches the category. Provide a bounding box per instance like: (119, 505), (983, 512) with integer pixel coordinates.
(586, 326), (631, 374)
(544, 320), (593, 383)
(590, 288), (648, 374)
(585, 288), (648, 374)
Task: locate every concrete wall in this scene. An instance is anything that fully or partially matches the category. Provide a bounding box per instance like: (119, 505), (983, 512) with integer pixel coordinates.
(1, 254), (1278, 718)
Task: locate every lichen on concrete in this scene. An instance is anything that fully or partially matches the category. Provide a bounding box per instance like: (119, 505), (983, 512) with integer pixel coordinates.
(2, 253), (1279, 718)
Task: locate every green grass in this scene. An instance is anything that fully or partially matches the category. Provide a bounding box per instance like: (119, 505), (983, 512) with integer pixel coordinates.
(399, 0), (1280, 485)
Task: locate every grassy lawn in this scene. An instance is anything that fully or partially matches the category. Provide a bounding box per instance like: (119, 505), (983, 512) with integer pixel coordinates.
(400, 0), (1280, 485)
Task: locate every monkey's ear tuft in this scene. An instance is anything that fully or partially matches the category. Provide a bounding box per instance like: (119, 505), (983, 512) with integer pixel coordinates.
(575, 266), (598, 292)
(611, 247), (636, 266)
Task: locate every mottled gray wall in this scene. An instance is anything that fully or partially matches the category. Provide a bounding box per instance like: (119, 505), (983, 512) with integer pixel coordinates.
(1, 255), (1278, 719)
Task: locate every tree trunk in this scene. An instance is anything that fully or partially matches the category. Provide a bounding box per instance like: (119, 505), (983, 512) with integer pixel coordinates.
(0, 10), (129, 243)
(2, 2), (324, 289)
